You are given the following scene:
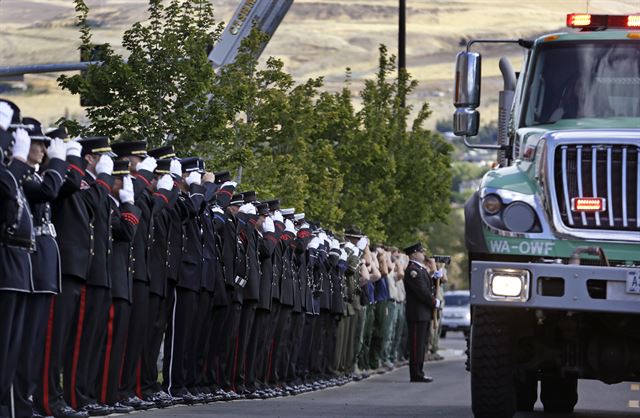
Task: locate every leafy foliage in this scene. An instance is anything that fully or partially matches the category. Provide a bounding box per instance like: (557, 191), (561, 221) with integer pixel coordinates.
(59, 0), (453, 248)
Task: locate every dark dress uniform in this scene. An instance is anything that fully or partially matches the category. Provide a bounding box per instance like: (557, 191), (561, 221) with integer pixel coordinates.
(96, 192), (141, 406)
(234, 210), (262, 394)
(218, 198), (245, 393)
(140, 160), (179, 401)
(206, 180), (236, 394)
(120, 167), (171, 402)
(36, 137), (111, 417)
(163, 180), (205, 398)
(186, 181), (220, 396)
(245, 219), (278, 395)
(289, 225), (312, 385)
(271, 225), (297, 386)
(6, 152), (67, 418)
(71, 168), (116, 411)
(403, 246), (436, 382)
(0, 126), (36, 418)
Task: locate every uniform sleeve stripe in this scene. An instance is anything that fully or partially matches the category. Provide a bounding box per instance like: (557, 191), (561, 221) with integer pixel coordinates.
(134, 173), (151, 186)
(96, 179), (112, 193)
(153, 192), (169, 204)
(121, 212), (139, 225)
(69, 164), (85, 176)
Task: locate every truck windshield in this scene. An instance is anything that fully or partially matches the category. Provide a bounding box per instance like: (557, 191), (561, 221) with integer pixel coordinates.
(523, 40), (640, 126)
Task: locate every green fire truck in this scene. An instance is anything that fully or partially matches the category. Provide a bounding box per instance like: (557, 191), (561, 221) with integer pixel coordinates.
(453, 13), (640, 417)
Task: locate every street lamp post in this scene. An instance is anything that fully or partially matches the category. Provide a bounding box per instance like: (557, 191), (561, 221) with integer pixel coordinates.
(399, 0), (406, 107)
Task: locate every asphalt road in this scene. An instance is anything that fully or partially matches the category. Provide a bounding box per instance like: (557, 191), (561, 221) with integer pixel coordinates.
(131, 333), (640, 418)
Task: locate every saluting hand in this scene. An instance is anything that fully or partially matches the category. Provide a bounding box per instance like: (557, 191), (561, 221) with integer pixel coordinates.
(137, 156), (157, 173)
(119, 175), (135, 204)
(65, 138), (82, 157)
(46, 138), (66, 161)
(262, 216), (275, 233)
(169, 159), (182, 179)
(12, 128), (31, 161)
(186, 171), (201, 186)
(96, 155), (113, 175)
(0, 102), (13, 131)
(157, 174), (173, 191)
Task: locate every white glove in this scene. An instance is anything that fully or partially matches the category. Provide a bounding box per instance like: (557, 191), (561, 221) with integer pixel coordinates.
(169, 159), (182, 177)
(137, 156), (157, 173)
(318, 231), (328, 244)
(157, 174), (173, 191)
(186, 171), (201, 186)
(339, 248), (348, 262)
(308, 237), (320, 250)
(119, 175), (135, 204)
(211, 206), (224, 215)
(239, 203), (256, 215)
(221, 180), (237, 189)
(95, 155), (113, 175)
(330, 238), (340, 250)
(356, 236), (368, 251)
(12, 128), (31, 161)
(272, 210), (283, 223)
(263, 216), (275, 233)
(46, 138), (66, 161)
(435, 299), (442, 309)
(284, 219), (296, 234)
(433, 268), (444, 279)
(0, 102), (13, 131)
(65, 138), (83, 158)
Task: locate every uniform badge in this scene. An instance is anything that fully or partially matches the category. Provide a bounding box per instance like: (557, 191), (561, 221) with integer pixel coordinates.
(410, 270), (417, 278)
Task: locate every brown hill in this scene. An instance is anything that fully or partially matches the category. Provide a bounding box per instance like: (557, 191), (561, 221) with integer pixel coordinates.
(0, 0), (638, 128)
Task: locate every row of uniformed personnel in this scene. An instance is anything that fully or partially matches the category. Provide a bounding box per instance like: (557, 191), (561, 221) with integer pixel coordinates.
(0, 99), (387, 418)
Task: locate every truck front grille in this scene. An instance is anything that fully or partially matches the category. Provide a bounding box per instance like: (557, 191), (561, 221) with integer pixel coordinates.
(553, 144), (640, 231)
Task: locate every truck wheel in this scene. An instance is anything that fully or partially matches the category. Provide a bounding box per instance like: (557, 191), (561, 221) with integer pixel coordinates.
(515, 373), (538, 411)
(540, 376), (578, 413)
(470, 307), (516, 418)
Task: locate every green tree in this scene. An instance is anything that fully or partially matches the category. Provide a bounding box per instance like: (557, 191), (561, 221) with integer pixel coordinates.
(58, 0), (225, 151)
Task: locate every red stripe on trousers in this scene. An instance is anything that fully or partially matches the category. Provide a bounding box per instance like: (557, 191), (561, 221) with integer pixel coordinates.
(70, 285), (87, 409)
(42, 297), (56, 416)
(136, 358), (142, 399)
(100, 304), (115, 404)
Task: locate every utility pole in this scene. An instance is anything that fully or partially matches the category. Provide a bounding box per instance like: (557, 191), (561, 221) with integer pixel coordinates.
(399, 0), (406, 107)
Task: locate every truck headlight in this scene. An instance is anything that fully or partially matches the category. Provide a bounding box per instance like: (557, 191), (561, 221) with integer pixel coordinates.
(484, 268), (530, 302)
(502, 202), (536, 233)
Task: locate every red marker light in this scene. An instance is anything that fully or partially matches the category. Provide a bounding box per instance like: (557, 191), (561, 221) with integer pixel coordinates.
(567, 13), (592, 27)
(571, 197), (606, 212)
(628, 15), (640, 27)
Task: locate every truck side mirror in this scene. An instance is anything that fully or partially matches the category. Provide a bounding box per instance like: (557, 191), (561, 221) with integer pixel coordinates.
(453, 51), (481, 137)
(453, 108), (479, 137)
(454, 51), (481, 108)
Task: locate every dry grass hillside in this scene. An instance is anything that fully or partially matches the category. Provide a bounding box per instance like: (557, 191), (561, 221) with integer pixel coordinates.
(1, 0), (638, 129)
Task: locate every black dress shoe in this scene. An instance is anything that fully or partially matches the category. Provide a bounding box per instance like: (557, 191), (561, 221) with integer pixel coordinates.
(110, 402), (134, 414)
(410, 376), (434, 383)
(79, 404), (113, 417)
(52, 406), (89, 418)
(122, 396), (154, 410)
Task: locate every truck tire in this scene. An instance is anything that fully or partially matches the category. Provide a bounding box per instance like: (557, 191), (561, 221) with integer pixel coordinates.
(515, 373), (538, 412)
(540, 376), (578, 413)
(471, 307), (516, 418)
